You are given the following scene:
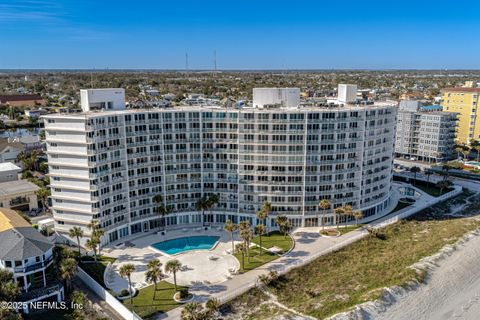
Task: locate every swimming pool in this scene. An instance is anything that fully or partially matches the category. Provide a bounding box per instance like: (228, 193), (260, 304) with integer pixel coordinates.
(151, 235), (220, 255)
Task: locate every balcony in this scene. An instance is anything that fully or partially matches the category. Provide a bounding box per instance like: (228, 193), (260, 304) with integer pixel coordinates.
(13, 255), (54, 274)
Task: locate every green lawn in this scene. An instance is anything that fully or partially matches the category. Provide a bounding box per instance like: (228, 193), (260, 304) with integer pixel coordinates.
(338, 224), (364, 235)
(226, 215), (480, 319)
(79, 256), (116, 288)
(234, 246), (278, 273)
(252, 231), (294, 253)
(122, 282), (185, 318)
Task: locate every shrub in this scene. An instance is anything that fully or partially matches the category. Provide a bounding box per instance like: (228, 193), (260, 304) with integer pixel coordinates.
(178, 288), (189, 299)
(119, 289), (130, 297)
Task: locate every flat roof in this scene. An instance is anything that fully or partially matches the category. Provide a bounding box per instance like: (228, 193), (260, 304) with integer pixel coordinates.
(0, 162), (21, 172)
(42, 101), (397, 119)
(442, 87), (480, 93)
(0, 179), (39, 196)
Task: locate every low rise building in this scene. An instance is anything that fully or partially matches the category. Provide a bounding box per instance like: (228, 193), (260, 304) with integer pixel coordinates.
(0, 179), (39, 211)
(0, 137), (24, 163)
(0, 94), (45, 107)
(0, 208), (63, 314)
(0, 162), (21, 182)
(395, 101), (457, 163)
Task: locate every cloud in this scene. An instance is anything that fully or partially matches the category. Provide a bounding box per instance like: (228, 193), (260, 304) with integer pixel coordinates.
(0, 0), (63, 23)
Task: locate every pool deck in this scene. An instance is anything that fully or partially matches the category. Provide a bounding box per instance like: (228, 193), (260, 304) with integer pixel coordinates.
(103, 227), (240, 293)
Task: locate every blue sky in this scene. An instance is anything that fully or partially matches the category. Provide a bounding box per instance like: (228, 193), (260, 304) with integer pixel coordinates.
(1, 0), (480, 69)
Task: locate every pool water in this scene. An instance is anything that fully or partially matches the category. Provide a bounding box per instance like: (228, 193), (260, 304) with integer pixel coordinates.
(152, 235), (220, 255)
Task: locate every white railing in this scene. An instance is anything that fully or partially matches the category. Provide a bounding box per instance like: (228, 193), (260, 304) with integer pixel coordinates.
(77, 267), (142, 320)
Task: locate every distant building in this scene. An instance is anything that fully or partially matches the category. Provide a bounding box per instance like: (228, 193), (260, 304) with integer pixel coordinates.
(442, 87), (480, 144)
(0, 94), (45, 107)
(0, 208), (64, 314)
(0, 162), (21, 182)
(24, 109), (48, 118)
(0, 137), (24, 163)
(0, 179), (39, 211)
(395, 101), (457, 163)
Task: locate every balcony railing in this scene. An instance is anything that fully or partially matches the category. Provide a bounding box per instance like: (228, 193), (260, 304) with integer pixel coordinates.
(13, 255), (53, 273)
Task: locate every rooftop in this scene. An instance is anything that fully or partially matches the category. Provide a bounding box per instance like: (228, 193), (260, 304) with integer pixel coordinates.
(0, 208), (53, 260)
(0, 179), (40, 197)
(42, 100), (397, 120)
(442, 87), (480, 93)
(0, 162), (21, 172)
(0, 94), (43, 103)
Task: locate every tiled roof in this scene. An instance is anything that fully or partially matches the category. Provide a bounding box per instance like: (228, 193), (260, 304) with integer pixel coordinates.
(0, 208), (53, 260)
(0, 94), (43, 103)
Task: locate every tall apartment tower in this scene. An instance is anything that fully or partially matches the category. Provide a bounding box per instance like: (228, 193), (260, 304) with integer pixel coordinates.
(442, 87), (480, 145)
(395, 101), (457, 163)
(43, 88), (397, 245)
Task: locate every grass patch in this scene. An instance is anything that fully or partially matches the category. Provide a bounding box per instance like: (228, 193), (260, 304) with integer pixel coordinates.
(234, 246), (278, 273)
(227, 215), (480, 319)
(252, 231), (294, 253)
(122, 282), (185, 318)
(79, 255), (116, 288)
(338, 225), (363, 235)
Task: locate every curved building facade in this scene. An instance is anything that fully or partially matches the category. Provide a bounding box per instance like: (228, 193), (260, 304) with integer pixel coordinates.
(44, 90), (397, 244)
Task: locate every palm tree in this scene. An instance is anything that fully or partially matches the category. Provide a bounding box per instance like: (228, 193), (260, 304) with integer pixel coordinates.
(462, 150), (470, 161)
(410, 166), (421, 185)
(257, 201), (271, 227)
(181, 302), (203, 320)
(254, 224), (267, 255)
(165, 259), (182, 292)
(60, 257), (78, 294)
(441, 164), (452, 181)
(353, 210), (363, 226)
(319, 199), (330, 231)
(69, 227), (84, 259)
(35, 187), (50, 213)
(275, 215), (291, 238)
(145, 260), (163, 300)
(475, 145), (480, 162)
(235, 243), (247, 271)
(0, 269), (19, 302)
(119, 263), (136, 304)
(425, 170), (433, 187)
(195, 197), (209, 227)
(206, 193), (220, 225)
(436, 180), (452, 195)
(223, 219), (238, 253)
(205, 298), (220, 316)
(333, 207), (344, 229)
(455, 147), (464, 160)
(153, 194), (170, 231)
(240, 225), (253, 262)
(92, 228), (105, 255)
(343, 205), (353, 226)
(85, 238), (99, 262)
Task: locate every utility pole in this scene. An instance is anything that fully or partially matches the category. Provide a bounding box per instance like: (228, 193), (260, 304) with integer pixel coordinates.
(185, 53), (189, 72)
(214, 50), (217, 72)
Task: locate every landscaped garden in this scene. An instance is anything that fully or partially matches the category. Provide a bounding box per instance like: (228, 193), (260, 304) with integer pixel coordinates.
(223, 199), (480, 319)
(233, 230), (294, 273)
(122, 282), (186, 318)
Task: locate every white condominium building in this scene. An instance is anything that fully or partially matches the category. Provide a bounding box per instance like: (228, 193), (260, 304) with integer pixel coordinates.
(43, 87), (397, 245)
(395, 101), (457, 163)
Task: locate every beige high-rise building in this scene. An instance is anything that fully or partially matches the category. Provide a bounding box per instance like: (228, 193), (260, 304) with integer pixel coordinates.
(442, 87), (480, 145)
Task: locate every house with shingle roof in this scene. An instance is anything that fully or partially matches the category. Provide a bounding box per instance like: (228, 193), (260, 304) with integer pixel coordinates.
(0, 208), (64, 313)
